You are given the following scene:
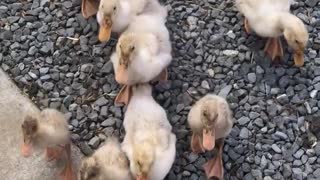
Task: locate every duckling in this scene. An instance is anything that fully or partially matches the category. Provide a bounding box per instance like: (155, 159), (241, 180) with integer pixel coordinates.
(96, 0), (164, 42)
(82, 0), (100, 19)
(187, 94), (233, 180)
(79, 137), (132, 180)
(21, 108), (75, 180)
(111, 10), (171, 105)
(236, 0), (309, 66)
(121, 84), (176, 180)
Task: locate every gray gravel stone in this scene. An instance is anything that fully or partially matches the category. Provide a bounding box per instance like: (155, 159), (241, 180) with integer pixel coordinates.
(271, 144), (282, 153)
(238, 117), (250, 125)
(239, 127), (250, 139)
(1, 1), (319, 179)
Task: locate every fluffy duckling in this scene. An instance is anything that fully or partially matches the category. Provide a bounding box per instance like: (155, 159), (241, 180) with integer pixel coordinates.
(82, 0), (100, 19)
(111, 9), (171, 105)
(21, 108), (75, 180)
(79, 137), (132, 180)
(236, 0), (309, 66)
(96, 0), (164, 42)
(121, 84), (176, 180)
(187, 94), (233, 180)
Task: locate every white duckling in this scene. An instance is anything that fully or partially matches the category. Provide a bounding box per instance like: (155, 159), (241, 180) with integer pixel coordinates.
(121, 84), (176, 180)
(236, 0), (309, 66)
(111, 8), (171, 105)
(79, 137), (132, 180)
(187, 94), (233, 180)
(96, 0), (165, 42)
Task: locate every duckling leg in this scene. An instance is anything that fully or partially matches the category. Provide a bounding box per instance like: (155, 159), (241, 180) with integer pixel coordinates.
(264, 38), (284, 64)
(115, 85), (132, 105)
(244, 18), (251, 34)
(152, 68), (168, 82)
(191, 133), (204, 153)
(81, 0), (99, 19)
(203, 138), (225, 180)
(60, 144), (76, 180)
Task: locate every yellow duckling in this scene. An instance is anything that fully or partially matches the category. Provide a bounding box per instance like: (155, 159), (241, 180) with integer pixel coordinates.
(187, 94), (233, 180)
(111, 9), (171, 105)
(96, 0), (164, 42)
(121, 84), (176, 180)
(79, 137), (132, 180)
(236, 0), (309, 66)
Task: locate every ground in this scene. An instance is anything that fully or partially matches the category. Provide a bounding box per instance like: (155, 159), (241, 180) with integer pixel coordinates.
(0, 0), (320, 179)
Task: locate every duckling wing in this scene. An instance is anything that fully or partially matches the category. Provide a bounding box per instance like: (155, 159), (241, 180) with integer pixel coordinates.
(150, 133), (176, 180)
(130, 50), (172, 83)
(264, 0), (291, 12)
(187, 100), (205, 133)
(236, 0), (290, 15)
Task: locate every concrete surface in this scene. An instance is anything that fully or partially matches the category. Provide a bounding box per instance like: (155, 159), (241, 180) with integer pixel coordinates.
(0, 69), (82, 179)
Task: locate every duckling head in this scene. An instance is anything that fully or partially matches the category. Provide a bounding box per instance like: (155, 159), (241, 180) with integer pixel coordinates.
(200, 100), (219, 151)
(132, 141), (155, 180)
(97, 0), (119, 42)
(79, 156), (102, 180)
(21, 115), (39, 157)
(117, 33), (139, 68)
(283, 16), (308, 67)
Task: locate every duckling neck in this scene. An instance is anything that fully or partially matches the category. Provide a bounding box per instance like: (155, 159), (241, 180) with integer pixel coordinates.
(277, 13), (299, 33)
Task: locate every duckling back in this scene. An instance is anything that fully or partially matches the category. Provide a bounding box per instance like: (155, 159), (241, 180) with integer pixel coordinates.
(38, 108), (70, 147)
(124, 84), (172, 132)
(81, 137), (132, 180)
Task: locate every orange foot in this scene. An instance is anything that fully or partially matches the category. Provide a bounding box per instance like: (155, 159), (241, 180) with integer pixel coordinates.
(203, 155), (223, 180)
(46, 146), (63, 161)
(152, 68), (168, 83)
(191, 133), (204, 153)
(60, 162), (76, 180)
(203, 138), (225, 180)
(82, 0), (99, 19)
(264, 37), (284, 64)
(115, 85), (132, 106)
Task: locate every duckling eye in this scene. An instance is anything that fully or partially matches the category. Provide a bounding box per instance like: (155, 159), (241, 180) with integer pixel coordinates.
(113, 6), (117, 11)
(131, 46), (135, 51)
(295, 40), (300, 44)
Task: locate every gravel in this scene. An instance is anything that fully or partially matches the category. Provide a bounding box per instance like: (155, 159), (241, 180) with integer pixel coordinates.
(1, 0), (320, 179)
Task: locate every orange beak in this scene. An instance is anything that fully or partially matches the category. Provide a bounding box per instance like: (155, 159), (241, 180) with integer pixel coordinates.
(293, 50), (304, 67)
(115, 62), (129, 84)
(136, 174), (148, 180)
(202, 127), (215, 151)
(21, 143), (32, 157)
(98, 17), (112, 42)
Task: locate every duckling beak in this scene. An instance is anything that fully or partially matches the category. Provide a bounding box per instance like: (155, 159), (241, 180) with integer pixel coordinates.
(202, 128), (215, 151)
(115, 61), (129, 84)
(21, 143), (32, 157)
(136, 174), (148, 180)
(293, 50), (304, 67)
(98, 16), (112, 42)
